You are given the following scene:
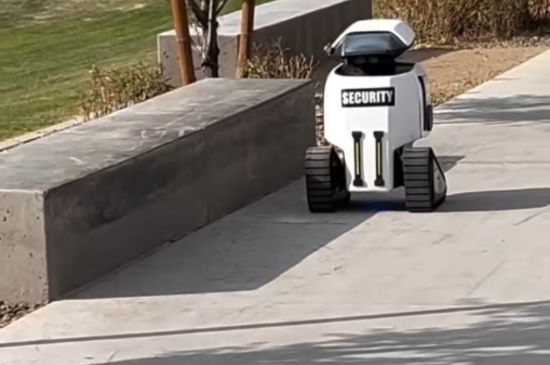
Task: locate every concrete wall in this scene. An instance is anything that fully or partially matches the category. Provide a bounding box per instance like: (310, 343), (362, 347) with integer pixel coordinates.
(158, 0), (373, 87)
(0, 78), (315, 304)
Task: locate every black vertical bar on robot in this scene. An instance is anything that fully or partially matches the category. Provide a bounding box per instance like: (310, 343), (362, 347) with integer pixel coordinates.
(418, 76), (432, 131)
(352, 131), (364, 187)
(374, 131), (385, 187)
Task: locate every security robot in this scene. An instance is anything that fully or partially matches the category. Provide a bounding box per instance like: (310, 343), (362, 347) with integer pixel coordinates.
(305, 19), (447, 213)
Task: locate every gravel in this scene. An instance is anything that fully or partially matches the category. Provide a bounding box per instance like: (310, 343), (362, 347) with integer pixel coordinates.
(0, 301), (42, 329)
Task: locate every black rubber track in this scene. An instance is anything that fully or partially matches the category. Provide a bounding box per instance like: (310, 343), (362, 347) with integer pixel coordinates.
(402, 146), (446, 212)
(305, 146), (345, 213)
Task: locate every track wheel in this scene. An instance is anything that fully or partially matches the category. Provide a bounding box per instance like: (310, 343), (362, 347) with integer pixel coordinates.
(402, 146), (447, 212)
(305, 146), (348, 213)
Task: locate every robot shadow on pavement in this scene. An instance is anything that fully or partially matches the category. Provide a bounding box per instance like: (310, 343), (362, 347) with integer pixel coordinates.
(305, 19), (448, 213)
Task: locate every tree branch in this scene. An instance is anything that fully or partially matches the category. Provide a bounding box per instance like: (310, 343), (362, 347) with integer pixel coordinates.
(216, 0), (230, 15)
(187, 0), (208, 25)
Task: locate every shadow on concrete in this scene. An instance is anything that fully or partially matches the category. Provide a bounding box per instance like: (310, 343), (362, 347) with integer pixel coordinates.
(104, 301), (550, 365)
(74, 180), (375, 298)
(107, 301), (550, 365)
(1, 299), (549, 351)
(436, 94), (550, 124)
(441, 188), (550, 212)
(438, 155), (466, 172)
(4, 300), (550, 365)
(70, 156), (464, 299)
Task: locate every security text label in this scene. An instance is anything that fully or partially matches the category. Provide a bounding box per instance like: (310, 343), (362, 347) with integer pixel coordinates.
(341, 88), (395, 107)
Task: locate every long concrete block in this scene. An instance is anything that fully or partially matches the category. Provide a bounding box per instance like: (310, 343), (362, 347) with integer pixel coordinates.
(158, 0), (373, 87)
(0, 78), (315, 304)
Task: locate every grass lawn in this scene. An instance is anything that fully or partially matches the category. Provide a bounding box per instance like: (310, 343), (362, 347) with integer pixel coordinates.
(0, 0), (273, 141)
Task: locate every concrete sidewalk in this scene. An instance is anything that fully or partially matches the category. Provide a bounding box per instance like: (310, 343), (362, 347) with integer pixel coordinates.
(2, 49), (550, 365)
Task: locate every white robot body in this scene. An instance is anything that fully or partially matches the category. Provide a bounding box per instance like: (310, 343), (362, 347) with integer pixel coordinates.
(324, 61), (431, 193)
(305, 19), (446, 213)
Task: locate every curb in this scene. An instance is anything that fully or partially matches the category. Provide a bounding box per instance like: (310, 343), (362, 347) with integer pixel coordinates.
(0, 117), (85, 153)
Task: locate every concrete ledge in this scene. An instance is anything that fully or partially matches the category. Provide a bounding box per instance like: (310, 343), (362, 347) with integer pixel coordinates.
(158, 0), (372, 86)
(0, 78), (315, 304)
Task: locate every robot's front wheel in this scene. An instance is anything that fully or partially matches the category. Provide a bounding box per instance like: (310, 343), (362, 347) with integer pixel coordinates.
(402, 146), (447, 212)
(305, 146), (349, 213)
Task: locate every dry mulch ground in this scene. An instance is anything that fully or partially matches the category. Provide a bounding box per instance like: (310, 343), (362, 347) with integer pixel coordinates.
(414, 45), (549, 105)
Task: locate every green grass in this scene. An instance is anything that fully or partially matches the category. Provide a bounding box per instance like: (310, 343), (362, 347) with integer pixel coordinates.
(0, 0), (273, 140)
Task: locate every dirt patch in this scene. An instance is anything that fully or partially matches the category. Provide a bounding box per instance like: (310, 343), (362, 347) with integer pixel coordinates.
(413, 46), (549, 105)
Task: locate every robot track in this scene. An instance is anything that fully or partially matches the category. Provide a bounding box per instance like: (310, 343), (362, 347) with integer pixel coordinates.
(305, 146), (349, 213)
(402, 146), (447, 212)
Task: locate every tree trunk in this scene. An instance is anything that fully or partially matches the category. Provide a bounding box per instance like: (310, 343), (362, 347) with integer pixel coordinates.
(200, 0), (221, 77)
(170, 0), (196, 85)
(236, 0), (255, 78)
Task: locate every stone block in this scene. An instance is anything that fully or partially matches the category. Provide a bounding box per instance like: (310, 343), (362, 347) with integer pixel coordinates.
(0, 78), (315, 303)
